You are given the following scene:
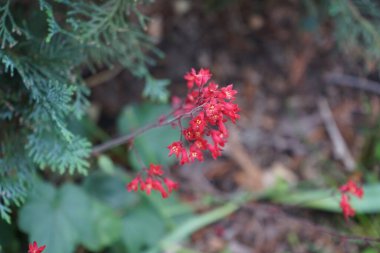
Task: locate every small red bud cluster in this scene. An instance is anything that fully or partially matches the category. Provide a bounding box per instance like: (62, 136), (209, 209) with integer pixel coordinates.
(126, 68), (240, 198)
(127, 163), (178, 198)
(339, 180), (363, 220)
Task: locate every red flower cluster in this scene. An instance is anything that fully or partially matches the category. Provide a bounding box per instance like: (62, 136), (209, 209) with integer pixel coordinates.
(28, 241), (46, 253)
(339, 180), (364, 220)
(126, 68), (239, 198)
(168, 68), (239, 164)
(126, 163), (178, 198)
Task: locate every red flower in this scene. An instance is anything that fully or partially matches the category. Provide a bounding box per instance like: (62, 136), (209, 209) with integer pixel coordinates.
(207, 143), (222, 159)
(164, 178), (179, 193)
(338, 179), (364, 219)
(152, 180), (168, 198)
(168, 141), (183, 158)
(194, 138), (208, 150)
(127, 68), (239, 199)
(190, 112), (206, 132)
(148, 163), (164, 176)
(210, 130), (227, 147)
(183, 128), (196, 141)
(220, 84), (237, 100)
(218, 119), (228, 136)
(126, 176), (140, 192)
(189, 145), (204, 162)
(28, 242), (46, 253)
(141, 177), (154, 195)
(184, 68), (212, 88)
(339, 180), (363, 198)
(180, 148), (189, 165)
(340, 194), (355, 220)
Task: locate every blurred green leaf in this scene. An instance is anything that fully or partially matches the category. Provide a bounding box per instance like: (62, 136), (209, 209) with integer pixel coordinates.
(374, 142), (380, 161)
(117, 103), (178, 170)
(18, 180), (122, 253)
(0, 219), (20, 253)
(121, 205), (166, 253)
(146, 202), (239, 253)
(143, 77), (170, 103)
(97, 155), (116, 174)
(83, 171), (139, 211)
(272, 184), (380, 213)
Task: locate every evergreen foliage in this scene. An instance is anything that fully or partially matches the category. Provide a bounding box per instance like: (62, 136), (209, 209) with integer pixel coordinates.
(306, 0), (380, 67)
(329, 0), (380, 64)
(0, 0), (161, 222)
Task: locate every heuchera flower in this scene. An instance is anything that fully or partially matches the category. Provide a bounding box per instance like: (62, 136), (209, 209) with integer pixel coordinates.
(168, 141), (183, 158)
(338, 180), (364, 220)
(126, 176), (140, 192)
(184, 68), (212, 89)
(126, 163), (178, 199)
(168, 68), (240, 165)
(339, 180), (364, 198)
(340, 194), (356, 220)
(28, 242), (46, 253)
(148, 163), (164, 176)
(164, 178), (179, 193)
(126, 68), (238, 199)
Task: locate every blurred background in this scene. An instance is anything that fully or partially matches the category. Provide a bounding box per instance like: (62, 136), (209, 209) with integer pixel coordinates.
(2, 0), (380, 253)
(89, 0), (380, 252)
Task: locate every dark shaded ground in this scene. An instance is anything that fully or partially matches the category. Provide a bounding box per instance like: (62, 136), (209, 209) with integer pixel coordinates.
(91, 0), (380, 252)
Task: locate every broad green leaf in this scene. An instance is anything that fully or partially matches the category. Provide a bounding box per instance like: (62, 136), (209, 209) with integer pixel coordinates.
(117, 103), (178, 170)
(83, 171), (139, 211)
(18, 181), (121, 253)
(272, 184), (380, 213)
(121, 205), (166, 253)
(18, 195), (78, 253)
(78, 200), (121, 251)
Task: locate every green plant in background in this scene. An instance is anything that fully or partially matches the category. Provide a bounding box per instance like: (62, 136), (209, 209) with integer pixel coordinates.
(3, 0), (380, 252)
(0, 0), (169, 223)
(303, 0), (380, 69)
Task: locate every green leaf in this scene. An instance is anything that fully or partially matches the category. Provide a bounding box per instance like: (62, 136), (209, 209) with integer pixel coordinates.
(18, 188), (78, 253)
(117, 103), (178, 170)
(143, 77), (170, 103)
(0, 219), (20, 253)
(121, 205), (166, 253)
(97, 155), (116, 174)
(78, 199), (121, 251)
(18, 180), (122, 253)
(272, 184), (380, 213)
(146, 202), (239, 253)
(83, 171), (139, 211)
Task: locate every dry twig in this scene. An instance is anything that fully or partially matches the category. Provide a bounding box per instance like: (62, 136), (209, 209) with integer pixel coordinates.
(318, 97), (355, 171)
(324, 72), (380, 95)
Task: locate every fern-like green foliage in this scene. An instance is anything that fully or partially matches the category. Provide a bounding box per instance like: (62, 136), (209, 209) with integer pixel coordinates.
(305, 0), (380, 68)
(329, 0), (380, 64)
(0, 0), (161, 222)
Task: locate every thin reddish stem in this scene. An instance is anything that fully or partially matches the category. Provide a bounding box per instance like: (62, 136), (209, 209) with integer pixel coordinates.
(91, 106), (203, 155)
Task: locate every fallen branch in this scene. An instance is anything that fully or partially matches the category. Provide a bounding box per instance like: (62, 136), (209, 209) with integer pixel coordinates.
(318, 97), (356, 171)
(324, 72), (380, 95)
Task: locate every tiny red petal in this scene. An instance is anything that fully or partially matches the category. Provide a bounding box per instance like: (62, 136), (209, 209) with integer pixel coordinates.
(340, 194), (356, 220)
(148, 163), (164, 176)
(28, 241), (46, 253)
(164, 178), (179, 193)
(340, 180), (364, 198)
